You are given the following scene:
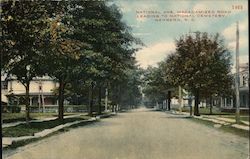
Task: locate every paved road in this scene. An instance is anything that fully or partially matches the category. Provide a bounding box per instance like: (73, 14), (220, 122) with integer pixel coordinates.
(4, 108), (249, 159)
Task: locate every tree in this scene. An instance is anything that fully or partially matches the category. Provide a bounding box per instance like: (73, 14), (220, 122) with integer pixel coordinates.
(143, 67), (163, 107)
(1, 1), (51, 123)
(44, 1), (141, 117)
(68, 2), (141, 115)
(113, 62), (143, 110)
(45, 13), (87, 120)
(2, 0), (142, 121)
(165, 32), (232, 116)
(142, 62), (174, 109)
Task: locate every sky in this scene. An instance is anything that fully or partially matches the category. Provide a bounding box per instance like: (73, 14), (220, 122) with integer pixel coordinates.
(112, 0), (249, 70)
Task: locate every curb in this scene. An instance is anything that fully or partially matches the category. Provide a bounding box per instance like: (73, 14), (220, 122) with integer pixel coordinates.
(2, 113), (117, 148)
(2, 117), (96, 148)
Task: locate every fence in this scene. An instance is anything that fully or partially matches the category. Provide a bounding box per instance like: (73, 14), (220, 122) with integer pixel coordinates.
(2, 105), (89, 113)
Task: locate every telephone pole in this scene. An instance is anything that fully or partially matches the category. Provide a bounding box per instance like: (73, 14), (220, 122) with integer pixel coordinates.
(235, 21), (240, 124)
(178, 86), (183, 112)
(105, 88), (108, 112)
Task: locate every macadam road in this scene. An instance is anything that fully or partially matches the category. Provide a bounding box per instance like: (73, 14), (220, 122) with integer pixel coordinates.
(4, 107), (249, 159)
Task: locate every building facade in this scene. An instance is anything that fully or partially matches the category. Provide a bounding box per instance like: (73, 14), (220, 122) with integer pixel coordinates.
(1, 75), (61, 109)
(220, 63), (249, 110)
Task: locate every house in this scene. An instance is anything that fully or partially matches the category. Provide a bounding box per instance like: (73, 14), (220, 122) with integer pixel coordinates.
(220, 63), (249, 112)
(1, 75), (66, 112)
(166, 63), (249, 112)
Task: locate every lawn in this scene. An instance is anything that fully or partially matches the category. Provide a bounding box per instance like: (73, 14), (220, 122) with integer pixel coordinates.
(221, 115), (250, 122)
(189, 117), (249, 138)
(178, 106), (248, 116)
(2, 115), (91, 137)
(2, 112), (80, 123)
(177, 107), (249, 123)
(179, 107), (232, 115)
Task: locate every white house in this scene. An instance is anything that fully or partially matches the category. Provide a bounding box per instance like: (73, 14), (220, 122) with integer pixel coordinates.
(165, 63), (249, 111)
(1, 75), (61, 107)
(220, 63), (249, 110)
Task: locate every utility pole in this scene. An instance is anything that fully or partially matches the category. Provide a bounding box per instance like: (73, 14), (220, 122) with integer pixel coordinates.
(105, 88), (108, 112)
(178, 86), (183, 112)
(235, 21), (240, 124)
(38, 81), (41, 113)
(38, 80), (45, 113)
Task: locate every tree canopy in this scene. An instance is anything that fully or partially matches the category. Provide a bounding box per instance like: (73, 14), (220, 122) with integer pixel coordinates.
(1, 0), (143, 121)
(165, 32), (233, 115)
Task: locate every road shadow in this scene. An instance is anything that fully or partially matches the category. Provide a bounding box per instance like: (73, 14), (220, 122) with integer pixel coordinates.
(148, 109), (167, 112)
(163, 116), (193, 119)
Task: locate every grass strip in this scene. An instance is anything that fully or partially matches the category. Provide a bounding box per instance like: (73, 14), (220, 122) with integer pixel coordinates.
(2, 113), (79, 123)
(2, 116), (90, 137)
(189, 117), (249, 138)
(3, 119), (97, 150)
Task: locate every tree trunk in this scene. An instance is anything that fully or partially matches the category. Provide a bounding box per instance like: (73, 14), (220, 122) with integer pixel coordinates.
(167, 91), (171, 111)
(58, 79), (65, 121)
(209, 96), (213, 115)
(116, 104), (119, 112)
(117, 85), (121, 112)
(88, 82), (94, 116)
(178, 86), (182, 112)
(188, 96), (192, 116)
(194, 89), (200, 116)
(98, 86), (102, 115)
(105, 88), (108, 112)
(25, 82), (30, 124)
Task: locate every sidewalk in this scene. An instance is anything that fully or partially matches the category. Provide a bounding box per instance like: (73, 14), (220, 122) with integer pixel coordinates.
(2, 113), (116, 148)
(169, 110), (249, 131)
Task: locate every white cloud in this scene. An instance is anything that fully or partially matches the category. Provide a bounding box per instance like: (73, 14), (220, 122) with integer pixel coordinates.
(228, 37), (248, 51)
(231, 55), (249, 73)
(239, 55), (249, 64)
(135, 42), (175, 68)
(223, 18), (248, 64)
(222, 19), (248, 41)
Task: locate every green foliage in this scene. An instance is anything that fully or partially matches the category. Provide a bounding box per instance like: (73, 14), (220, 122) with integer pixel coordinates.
(2, 117), (88, 137)
(1, 1), (50, 84)
(115, 65), (143, 107)
(163, 32), (233, 115)
(142, 63), (174, 105)
(2, 0), (142, 118)
(1, 1), (57, 122)
(165, 32), (233, 98)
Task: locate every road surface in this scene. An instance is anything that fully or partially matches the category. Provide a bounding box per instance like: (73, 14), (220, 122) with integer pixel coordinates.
(4, 107), (249, 159)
